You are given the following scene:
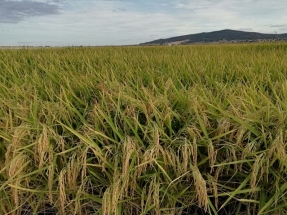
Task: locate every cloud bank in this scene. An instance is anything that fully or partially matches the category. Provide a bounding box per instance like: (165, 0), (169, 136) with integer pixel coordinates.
(1, 0), (287, 46)
(0, 0), (60, 23)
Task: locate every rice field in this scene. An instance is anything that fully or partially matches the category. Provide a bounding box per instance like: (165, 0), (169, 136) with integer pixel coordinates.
(1, 43), (287, 214)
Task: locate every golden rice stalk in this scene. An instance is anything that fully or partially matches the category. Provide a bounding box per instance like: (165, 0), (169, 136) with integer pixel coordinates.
(139, 127), (166, 175)
(153, 180), (160, 215)
(215, 166), (223, 182)
(208, 175), (218, 209)
(109, 178), (122, 215)
(80, 147), (88, 181)
(5, 126), (28, 161)
(187, 126), (201, 139)
(67, 153), (80, 191)
(138, 149), (153, 176)
(48, 163), (54, 204)
(268, 130), (286, 170)
(4, 127), (30, 211)
(202, 112), (210, 128)
(250, 153), (264, 191)
(124, 105), (136, 118)
(182, 139), (190, 173)
(59, 169), (67, 214)
(145, 177), (160, 215)
(155, 128), (168, 166)
(11, 179), (20, 209)
(57, 136), (65, 153)
(122, 137), (140, 195)
(186, 126), (200, 165)
(36, 126), (50, 169)
(191, 165), (208, 211)
(73, 178), (88, 215)
(235, 127), (246, 147)
(7, 154), (25, 178)
(166, 148), (177, 170)
(47, 144), (55, 203)
(241, 140), (256, 171)
(122, 137), (135, 180)
(7, 154), (29, 209)
(217, 118), (231, 134)
(226, 145), (238, 174)
(102, 187), (112, 215)
(208, 140), (217, 173)
(191, 137), (198, 165)
(102, 171), (122, 214)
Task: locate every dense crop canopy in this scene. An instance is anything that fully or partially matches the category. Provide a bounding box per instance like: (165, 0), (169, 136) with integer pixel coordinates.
(1, 43), (287, 214)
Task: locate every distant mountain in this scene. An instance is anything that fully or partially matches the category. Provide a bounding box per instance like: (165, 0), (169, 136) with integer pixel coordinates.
(141, 29), (287, 45)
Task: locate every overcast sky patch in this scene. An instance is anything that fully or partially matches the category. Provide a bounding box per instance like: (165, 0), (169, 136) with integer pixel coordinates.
(238, 28), (254, 31)
(1, 0), (287, 46)
(269, 24), (286, 28)
(0, 0), (60, 23)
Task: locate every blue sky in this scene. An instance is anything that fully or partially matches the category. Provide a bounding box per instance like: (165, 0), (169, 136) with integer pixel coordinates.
(1, 0), (287, 46)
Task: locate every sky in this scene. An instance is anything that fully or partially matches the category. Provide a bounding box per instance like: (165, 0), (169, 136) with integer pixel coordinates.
(0, 0), (287, 46)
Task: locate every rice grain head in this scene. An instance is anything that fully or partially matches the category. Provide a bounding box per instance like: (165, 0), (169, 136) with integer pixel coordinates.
(36, 126), (50, 169)
(5, 126), (29, 162)
(235, 127), (246, 147)
(153, 179), (160, 215)
(208, 140), (217, 173)
(208, 175), (218, 209)
(59, 168), (67, 214)
(122, 137), (135, 180)
(48, 163), (55, 204)
(191, 165), (208, 211)
(67, 153), (81, 191)
(182, 139), (190, 173)
(111, 178), (122, 214)
(102, 187), (112, 215)
(80, 147), (88, 181)
(268, 130), (286, 170)
(192, 137), (198, 165)
(251, 153), (264, 191)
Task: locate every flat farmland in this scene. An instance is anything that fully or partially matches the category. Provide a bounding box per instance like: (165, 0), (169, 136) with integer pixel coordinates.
(1, 44), (287, 214)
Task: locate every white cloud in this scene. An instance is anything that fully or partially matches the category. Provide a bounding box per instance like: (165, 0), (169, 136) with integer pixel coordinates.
(0, 0), (60, 23)
(1, 0), (287, 46)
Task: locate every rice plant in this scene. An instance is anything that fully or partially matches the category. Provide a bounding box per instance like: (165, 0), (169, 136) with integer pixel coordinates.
(1, 43), (287, 214)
